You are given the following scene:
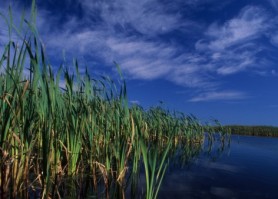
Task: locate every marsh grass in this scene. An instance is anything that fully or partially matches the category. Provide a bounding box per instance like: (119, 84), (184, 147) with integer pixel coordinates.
(0, 1), (229, 198)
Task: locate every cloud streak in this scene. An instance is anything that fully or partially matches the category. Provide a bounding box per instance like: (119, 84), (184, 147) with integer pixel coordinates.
(189, 91), (247, 102)
(196, 6), (269, 75)
(35, 0), (214, 89)
(205, 6), (268, 50)
(81, 0), (185, 36)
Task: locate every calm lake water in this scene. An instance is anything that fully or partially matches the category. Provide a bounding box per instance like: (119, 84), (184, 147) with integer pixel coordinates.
(158, 135), (278, 199)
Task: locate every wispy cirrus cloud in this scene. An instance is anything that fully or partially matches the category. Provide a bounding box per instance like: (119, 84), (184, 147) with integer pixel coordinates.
(205, 6), (268, 50)
(196, 6), (269, 75)
(1, 1), (277, 102)
(189, 91), (247, 102)
(37, 3), (273, 83)
(81, 0), (186, 36)
(34, 0), (213, 88)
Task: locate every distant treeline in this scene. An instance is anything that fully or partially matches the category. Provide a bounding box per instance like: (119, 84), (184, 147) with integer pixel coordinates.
(212, 125), (278, 137)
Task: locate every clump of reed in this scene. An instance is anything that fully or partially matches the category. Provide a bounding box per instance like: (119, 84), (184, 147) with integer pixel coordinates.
(0, 1), (226, 198)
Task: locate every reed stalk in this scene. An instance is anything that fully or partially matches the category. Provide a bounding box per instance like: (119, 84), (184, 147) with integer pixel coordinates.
(0, 1), (227, 198)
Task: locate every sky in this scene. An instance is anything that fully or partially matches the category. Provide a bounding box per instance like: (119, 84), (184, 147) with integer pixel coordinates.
(1, 0), (278, 126)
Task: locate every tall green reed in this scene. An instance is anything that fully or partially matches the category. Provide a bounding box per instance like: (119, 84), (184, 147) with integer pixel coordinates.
(0, 1), (225, 198)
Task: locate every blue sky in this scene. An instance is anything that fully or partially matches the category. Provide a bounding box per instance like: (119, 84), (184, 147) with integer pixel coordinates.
(1, 0), (278, 126)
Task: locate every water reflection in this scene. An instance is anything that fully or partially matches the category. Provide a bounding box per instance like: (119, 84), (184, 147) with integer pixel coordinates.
(158, 135), (278, 199)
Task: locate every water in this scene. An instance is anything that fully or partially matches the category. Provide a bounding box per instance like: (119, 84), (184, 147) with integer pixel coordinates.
(158, 135), (278, 199)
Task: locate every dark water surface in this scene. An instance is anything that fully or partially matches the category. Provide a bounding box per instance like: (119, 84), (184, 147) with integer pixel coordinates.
(158, 135), (278, 199)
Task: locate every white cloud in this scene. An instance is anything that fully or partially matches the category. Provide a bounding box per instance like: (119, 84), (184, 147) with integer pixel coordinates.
(81, 0), (185, 36)
(28, 3), (276, 95)
(216, 54), (254, 75)
(205, 6), (268, 51)
(130, 100), (140, 105)
(106, 37), (176, 79)
(189, 91), (247, 102)
(31, 1), (213, 88)
(195, 6), (269, 75)
(1, 1), (277, 103)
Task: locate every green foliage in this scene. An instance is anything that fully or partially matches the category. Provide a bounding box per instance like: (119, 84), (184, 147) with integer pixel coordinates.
(225, 125), (278, 137)
(0, 1), (217, 198)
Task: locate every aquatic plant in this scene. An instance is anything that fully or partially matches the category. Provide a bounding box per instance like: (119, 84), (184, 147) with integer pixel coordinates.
(0, 1), (225, 198)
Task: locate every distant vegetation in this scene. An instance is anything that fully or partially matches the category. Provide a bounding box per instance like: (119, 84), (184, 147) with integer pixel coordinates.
(210, 125), (278, 137)
(224, 125), (278, 137)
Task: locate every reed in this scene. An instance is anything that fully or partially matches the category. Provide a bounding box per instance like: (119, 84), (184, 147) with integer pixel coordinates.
(0, 1), (227, 198)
